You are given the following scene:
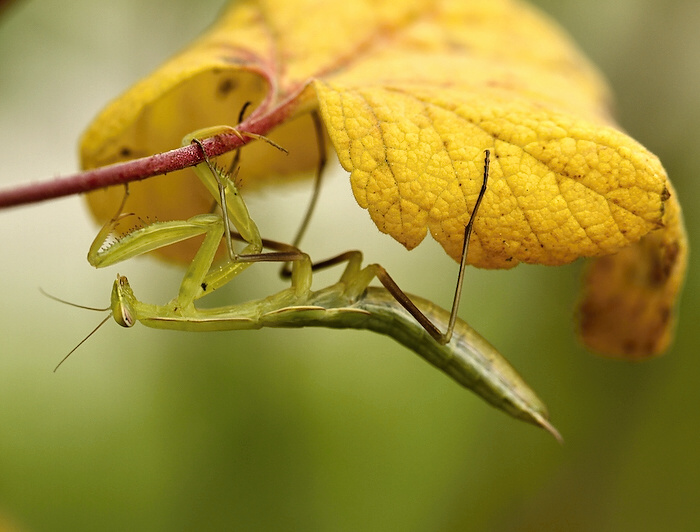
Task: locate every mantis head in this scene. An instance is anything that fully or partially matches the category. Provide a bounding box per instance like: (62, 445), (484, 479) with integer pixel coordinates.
(111, 275), (137, 328)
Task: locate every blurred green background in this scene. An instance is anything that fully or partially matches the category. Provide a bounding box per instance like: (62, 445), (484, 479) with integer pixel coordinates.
(0, 0), (697, 530)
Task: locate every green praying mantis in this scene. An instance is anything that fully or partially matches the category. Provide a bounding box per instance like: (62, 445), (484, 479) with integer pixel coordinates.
(51, 125), (561, 441)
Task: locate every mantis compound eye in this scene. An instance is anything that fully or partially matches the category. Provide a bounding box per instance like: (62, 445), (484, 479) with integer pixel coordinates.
(116, 303), (135, 328)
(112, 275), (136, 328)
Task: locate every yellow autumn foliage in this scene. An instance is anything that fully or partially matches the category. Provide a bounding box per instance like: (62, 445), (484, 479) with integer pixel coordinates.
(80, 0), (687, 357)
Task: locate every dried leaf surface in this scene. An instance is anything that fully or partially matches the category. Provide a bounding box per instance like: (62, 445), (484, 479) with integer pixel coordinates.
(579, 188), (687, 358)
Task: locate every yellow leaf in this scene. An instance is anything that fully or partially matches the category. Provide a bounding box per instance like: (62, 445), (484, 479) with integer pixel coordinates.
(81, 0), (671, 268)
(316, 81), (667, 268)
(79, 0), (686, 354)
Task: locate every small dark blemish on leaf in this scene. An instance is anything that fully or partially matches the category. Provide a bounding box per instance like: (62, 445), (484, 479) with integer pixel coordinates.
(120, 147), (132, 158)
(217, 78), (238, 98)
(201, 282), (208, 291)
(649, 241), (680, 286)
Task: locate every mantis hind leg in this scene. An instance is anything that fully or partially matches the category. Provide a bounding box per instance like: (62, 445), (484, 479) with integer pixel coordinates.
(297, 150), (490, 345)
(289, 110), (327, 250)
(376, 150), (489, 344)
(443, 149), (490, 343)
(281, 249), (451, 343)
(280, 110), (327, 279)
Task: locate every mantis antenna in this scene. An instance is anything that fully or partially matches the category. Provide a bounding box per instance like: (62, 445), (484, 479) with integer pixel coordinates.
(38, 288), (112, 372)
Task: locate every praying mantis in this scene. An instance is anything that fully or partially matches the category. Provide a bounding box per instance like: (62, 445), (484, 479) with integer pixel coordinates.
(55, 125), (560, 440)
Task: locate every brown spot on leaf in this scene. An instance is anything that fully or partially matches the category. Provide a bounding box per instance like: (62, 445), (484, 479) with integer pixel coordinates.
(217, 78), (237, 98)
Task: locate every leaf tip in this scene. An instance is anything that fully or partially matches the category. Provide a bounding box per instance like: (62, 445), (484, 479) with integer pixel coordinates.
(534, 412), (564, 444)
